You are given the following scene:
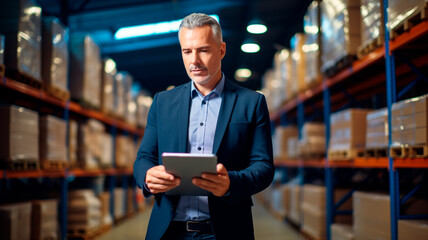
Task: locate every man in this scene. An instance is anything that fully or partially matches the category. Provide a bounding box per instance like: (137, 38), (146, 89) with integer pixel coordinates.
(134, 13), (274, 240)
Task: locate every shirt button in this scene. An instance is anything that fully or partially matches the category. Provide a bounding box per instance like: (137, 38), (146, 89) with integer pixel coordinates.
(198, 147), (202, 151)
(200, 122), (203, 126)
(202, 100), (206, 105)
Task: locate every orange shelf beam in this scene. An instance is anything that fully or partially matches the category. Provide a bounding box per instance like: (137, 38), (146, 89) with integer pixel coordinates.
(354, 157), (389, 168)
(3, 170), (66, 179)
(390, 21), (428, 52)
(394, 158), (428, 168)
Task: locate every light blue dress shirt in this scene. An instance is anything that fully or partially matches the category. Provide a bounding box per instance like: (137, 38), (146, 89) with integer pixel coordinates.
(172, 75), (225, 221)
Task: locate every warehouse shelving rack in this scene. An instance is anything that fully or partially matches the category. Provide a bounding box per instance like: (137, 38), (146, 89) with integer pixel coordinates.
(0, 76), (144, 240)
(270, 3), (428, 240)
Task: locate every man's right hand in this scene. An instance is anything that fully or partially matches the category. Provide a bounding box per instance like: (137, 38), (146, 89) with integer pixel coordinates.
(145, 165), (180, 194)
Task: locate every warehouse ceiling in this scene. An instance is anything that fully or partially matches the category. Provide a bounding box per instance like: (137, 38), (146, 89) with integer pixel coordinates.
(38, 0), (312, 96)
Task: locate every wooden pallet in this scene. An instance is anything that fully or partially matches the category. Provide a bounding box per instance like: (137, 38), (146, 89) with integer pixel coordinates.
(6, 68), (42, 89)
(72, 98), (100, 111)
(0, 159), (39, 170)
(67, 226), (102, 240)
(300, 228), (326, 240)
(41, 160), (68, 170)
(390, 2), (428, 40)
(323, 54), (356, 78)
(328, 148), (365, 161)
(357, 36), (384, 59)
(44, 85), (70, 101)
(390, 145), (428, 158)
(364, 147), (388, 158)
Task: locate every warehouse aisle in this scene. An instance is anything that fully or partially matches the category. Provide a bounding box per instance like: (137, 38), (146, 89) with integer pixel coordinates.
(98, 199), (302, 240)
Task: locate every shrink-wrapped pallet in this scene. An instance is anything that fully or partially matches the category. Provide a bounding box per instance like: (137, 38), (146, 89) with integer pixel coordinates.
(391, 94), (428, 146)
(0, 105), (39, 162)
(299, 122), (326, 158)
(116, 71), (135, 124)
(78, 119), (106, 169)
(303, 1), (322, 87)
(113, 72), (126, 118)
(366, 108), (389, 149)
(320, 0), (361, 74)
(69, 33), (101, 109)
(42, 17), (69, 95)
(101, 58), (116, 115)
(99, 192), (113, 227)
(116, 135), (135, 168)
(99, 132), (113, 168)
(288, 184), (301, 225)
(39, 115), (67, 166)
(262, 69), (284, 111)
(114, 188), (125, 220)
(68, 190), (101, 231)
(31, 199), (58, 240)
(0, 0), (42, 82)
(0, 202), (32, 240)
(398, 220), (428, 240)
(329, 109), (371, 159)
(136, 92), (152, 128)
(331, 223), (355, 240)
(358, 0), (384, 58)
(387, 0), (428, 31)
(291, 33), (307, 93)
(273, 125), (298, 160)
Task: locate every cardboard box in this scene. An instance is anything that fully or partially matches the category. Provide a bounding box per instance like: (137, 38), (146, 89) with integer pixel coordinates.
(273, 125), (298, 159)
(330, 109), (371, 151)
(0, 0), (42, 81)
(78, 119), (106, 169)
(0, 202), (32, 240)
(0, 105), (39, 161)
(42, 17), (69, 92)
(359, 0), (384, 55)
(68, 190), (101, 230)
(114, 188), (125, 220)
(331, 223), (355, 240)
(301, 202), (326, 239)
(353, 191), (390, 240)
(291, 33), (307, 92)
(398, 220), (428, 240)
(99, 192), (113, 226)
(288, 185), (301, 225)
(366, 108), (389, 148)
(101, 58), (116, 115)
(116, 135), (135, 168)
(69, 120), (78, 167)
(300, 122), (326, 157)
(40, 115), (67, 163)
(31, 199), (58, 240)
(387, 0), (427, 30)
(303, 1), (322, 86)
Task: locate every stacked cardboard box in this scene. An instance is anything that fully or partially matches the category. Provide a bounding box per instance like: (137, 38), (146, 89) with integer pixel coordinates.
(42, 17), (69, 95)
(299, 122), (326, 158)
(303, 1), (321, 88)
(114, 188), (125, 220)
(291, 33), (307, 93)
(398, 220), (428, 240)
(329, 109), (371, 159)
(68, 190), (101, 231)
(136, 93), (152, 128)
(99, 133), (113, 168)
(320, 0), (361, 73)
(101, 58), (116, 116)
(0, 105), (39, 162)
(115, 71), (136, 125)
(69, 33), (101, 109)
(31, 199), (58, 239)
(116, 135), (136, 169)
(273, 125), (298, 160)
(288, 184), (301, 225)
(270, 183), (289, 218)
(113, 72), (126, 119)
(387, 0), (427, 32)
(0, 0), (42, 82)
(78, 119), (106, 169)
(287, 136), (300, 159)
(391, 94), (428, 147)
(39, 115), (67, 166)
(358, 0), (384, 58)
(262, 69), (284, 111)
(353, 191), (390, 240)
(301, 185), (353, 239)
(331, 223), (355, 240)
(0, 202), (32, 240)
(99, 192), (113, 227)
(366, 108), (389, 149)
(69, 120), (78, 167)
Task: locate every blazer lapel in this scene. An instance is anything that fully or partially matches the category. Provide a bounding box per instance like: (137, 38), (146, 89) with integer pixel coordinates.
(213, 80), (237, 154)
(178, 82), (191, 152)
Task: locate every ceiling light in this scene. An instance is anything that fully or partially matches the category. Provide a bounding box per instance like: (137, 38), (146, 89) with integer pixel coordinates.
(246, 19), (267, 34)
(115, 14), (219, 40)
(241, 39), (260, 53)
(235, 68), (252, 82)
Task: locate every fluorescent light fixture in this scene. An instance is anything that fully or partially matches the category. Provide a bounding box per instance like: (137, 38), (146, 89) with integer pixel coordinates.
(247, 19), (267, 34)
(241, 43), (260, 53)
(115, 15), (219, 40)
(235, 68), (252, 82)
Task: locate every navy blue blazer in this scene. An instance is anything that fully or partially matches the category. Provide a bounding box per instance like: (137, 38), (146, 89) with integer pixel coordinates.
(134, 79), (274, 240)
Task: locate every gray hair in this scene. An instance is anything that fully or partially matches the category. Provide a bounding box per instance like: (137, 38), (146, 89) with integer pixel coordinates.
(179, 13), (223, 44)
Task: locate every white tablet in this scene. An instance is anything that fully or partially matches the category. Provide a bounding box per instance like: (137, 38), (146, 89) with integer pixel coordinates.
(162, 152), (217, 196)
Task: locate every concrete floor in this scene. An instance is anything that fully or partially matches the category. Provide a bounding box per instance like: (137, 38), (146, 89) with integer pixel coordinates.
(97, 199), (302, 240)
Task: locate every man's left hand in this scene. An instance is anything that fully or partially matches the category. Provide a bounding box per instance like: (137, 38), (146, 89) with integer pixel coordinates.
(192, 163), (230, 197)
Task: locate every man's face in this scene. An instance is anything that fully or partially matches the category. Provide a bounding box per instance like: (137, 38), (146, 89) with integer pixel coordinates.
(179, 25), (226, 86)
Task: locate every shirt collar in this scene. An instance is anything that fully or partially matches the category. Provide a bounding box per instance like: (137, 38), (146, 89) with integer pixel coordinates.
(191, 73), (225, 99)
